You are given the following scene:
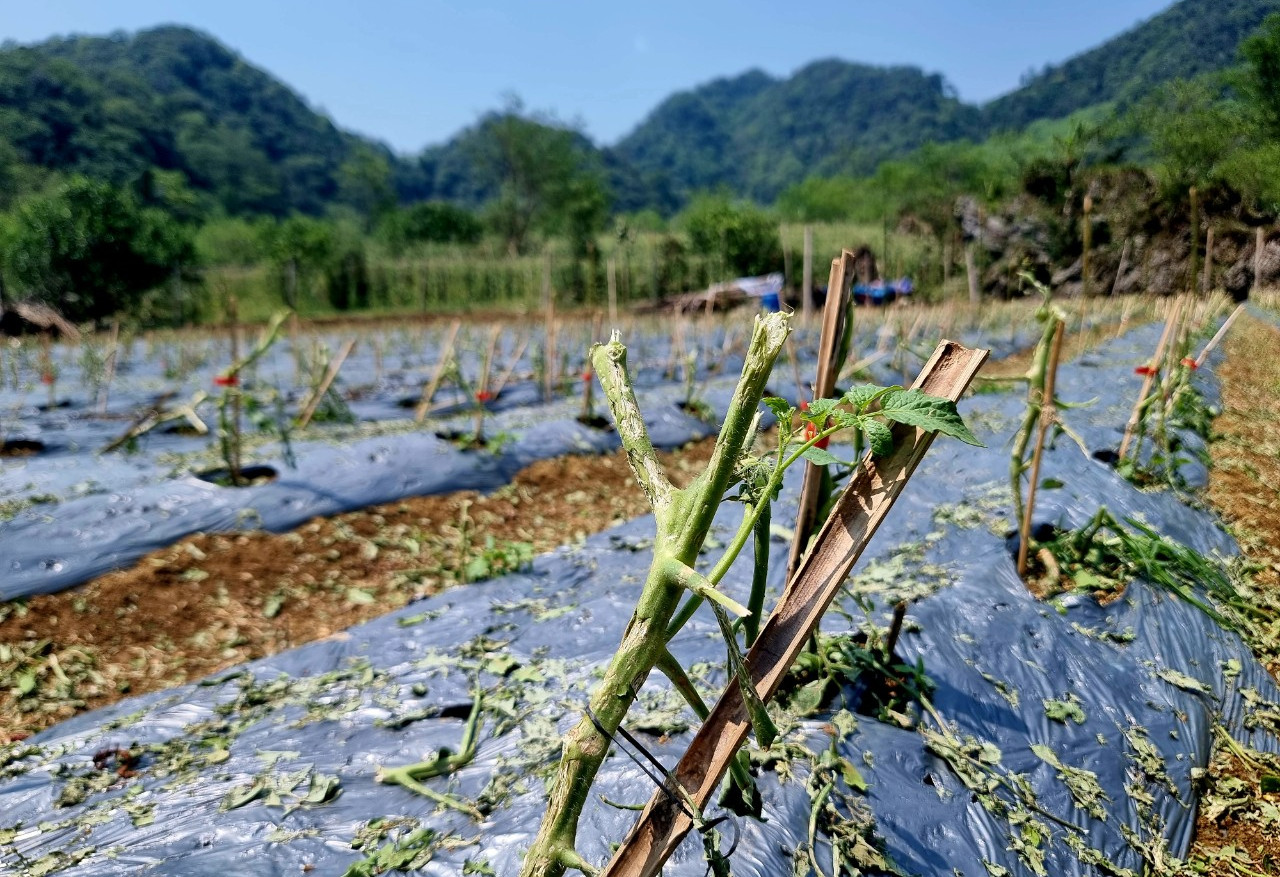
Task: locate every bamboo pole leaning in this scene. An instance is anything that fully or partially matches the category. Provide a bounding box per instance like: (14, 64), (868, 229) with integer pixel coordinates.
(598, 339), (989, 877)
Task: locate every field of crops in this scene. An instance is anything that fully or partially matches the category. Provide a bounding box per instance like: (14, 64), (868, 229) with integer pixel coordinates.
(1, 281), (1277, 877)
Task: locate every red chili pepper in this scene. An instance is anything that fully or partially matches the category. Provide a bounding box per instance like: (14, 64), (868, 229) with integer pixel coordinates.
(39, 372), (54, 385)
(800, 401), (831, 450)
(581, 371), (593, 383)
(1181, 357), (1198, 369)
(476, 390), (494, 403)
(1134, 365), (1156, 376)
(213, 375), (238, 387)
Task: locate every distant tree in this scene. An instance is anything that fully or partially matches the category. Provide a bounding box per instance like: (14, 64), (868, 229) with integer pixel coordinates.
(1136, 80), (1243, 197)
(679, 193), (781, 278)
(3, 175), (194, 321)
(1238, 13), (1280, 140)
(776, 176), (860, 223)
(377, 201), (483, 254)
(258, 214), (335, 308)
(337, 145), (396, 229)
(470, 99), (611, 255)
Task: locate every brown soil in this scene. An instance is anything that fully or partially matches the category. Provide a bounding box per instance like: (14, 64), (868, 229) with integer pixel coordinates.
(1193, 311), (1280, 874)
(0, 438), (716, 741)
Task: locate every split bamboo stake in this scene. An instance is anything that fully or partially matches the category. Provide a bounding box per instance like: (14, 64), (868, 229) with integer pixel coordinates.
(607, 258), (618, 327)
(1194, 302), (1246, 369)
(786, 250), (854, 584)
(472, 324), (502, 442)
(1017, 321), (1065, 578)
(598, 339), (989, 877)
(97, 319), (121, 414)
(414, 320), (462, 423)
(296, 338), (356, 429)
(1118, 298), (1183, 460)
(543, 258), (558, 401)
(490, 333), (531, 399)
(1254, 227), (1267, 295)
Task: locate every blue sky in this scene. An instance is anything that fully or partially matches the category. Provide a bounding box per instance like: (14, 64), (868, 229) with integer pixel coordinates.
(2, 1), (1173, 153)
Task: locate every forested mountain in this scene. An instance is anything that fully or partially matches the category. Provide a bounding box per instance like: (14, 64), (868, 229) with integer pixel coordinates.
(1, 0), (1276, 219)
(0, 26), (392, 215)
(982, 0), (1280, 131)
(613, 62), (982, 204)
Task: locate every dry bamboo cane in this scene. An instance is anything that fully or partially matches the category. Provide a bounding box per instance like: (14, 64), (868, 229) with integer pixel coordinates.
(1194, 303), (1246, 368)
(599, 339), (989, 877)
(296, 338), (356, 429)
(414, 320), (462, 423)
(786, 250), (854, 584)
(1118, 298), (1183, 460)
(472, 325), (501, 442)
(1017, 321), (1065, 578)
(490, 334), (531, 399)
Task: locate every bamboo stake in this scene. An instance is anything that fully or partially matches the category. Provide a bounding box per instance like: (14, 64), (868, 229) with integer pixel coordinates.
(1254, 227), (1266, 295)
(1017, 321), (1065, 578)
(607, 257), (618, 327)
(786, 251), (854, 584)
(1118, 298), (1183, 459)
(598, 339), (989, 877)
(1203, 226), (1215, 294)
(491, 333), (531, 399)
(414, 320), (461, 423)
(97, 319), (121, 414)
(1194, 302), (1246, 368)
(296, 338), (356, 429)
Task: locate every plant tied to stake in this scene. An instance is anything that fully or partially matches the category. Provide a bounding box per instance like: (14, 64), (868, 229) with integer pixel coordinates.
(520, 312), (983, 876)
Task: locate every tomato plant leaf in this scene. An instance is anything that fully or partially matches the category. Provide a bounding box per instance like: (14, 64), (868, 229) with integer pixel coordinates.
(863, 420), (894, 457)
(877, 389), (984, 446)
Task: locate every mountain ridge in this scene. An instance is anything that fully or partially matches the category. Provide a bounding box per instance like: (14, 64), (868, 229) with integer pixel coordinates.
(1, 0), (1274, 215)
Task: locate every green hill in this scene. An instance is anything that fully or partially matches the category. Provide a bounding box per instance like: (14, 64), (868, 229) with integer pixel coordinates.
(982, 0), (1280, 131)
(0, 26), (392, 215)
(613, 61), (982, 204)
(2, 0), (1278, 218)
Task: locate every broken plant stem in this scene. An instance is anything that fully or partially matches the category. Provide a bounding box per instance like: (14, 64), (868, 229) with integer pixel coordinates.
(520, 314), (791, 877)
(376, 689), (484, 819)
(1018, 319), (1065, 577)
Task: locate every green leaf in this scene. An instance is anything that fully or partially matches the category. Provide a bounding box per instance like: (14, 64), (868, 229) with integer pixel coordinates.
(877, 388), (984, 446)
(801, 445), (844, 467)
(1043, 697), (1086, 725)
(1039, 478), (1065, 490)
(1261, 774), (1280, 794)
(801, 398), (840, 422)
(842, 384), (893, 412)
(863, 420), (894, 456)
(761, 397), (794, 423)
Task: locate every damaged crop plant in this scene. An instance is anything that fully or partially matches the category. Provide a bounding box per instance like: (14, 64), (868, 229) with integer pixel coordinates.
(521, 311), (982, 876)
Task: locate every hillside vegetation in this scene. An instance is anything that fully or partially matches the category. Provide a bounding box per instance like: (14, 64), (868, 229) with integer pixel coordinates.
(3, 1), (1280, 325)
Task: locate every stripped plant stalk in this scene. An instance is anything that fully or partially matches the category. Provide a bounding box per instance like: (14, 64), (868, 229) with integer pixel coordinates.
(520, 313), (791, 877)
(214, 311), (289, 486)
(1009, 287), (1068, 542)
(523, 315), (983, 876)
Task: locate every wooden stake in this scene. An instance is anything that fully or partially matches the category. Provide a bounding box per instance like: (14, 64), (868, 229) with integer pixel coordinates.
(1203, 226), (1215, 294)
(1194, 302), (1246, 368)
(801, 225), (814, 321)
(1118, 298), (1182, 459)
(297, 338), (356, 429)
(965, 241), (980, 305)
(786, 251), (855, 583)
(1017, 321), (1064, 578)
(607, 257), (619, 327)
(1254, 227), (1266, 296)
(491, 333), (531, 399)
(598, 340), (989, 877)
(414, 320), (461, 423)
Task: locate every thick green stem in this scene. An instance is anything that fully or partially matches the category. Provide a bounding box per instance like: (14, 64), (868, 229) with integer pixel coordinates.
(520, 314), (790, 877)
